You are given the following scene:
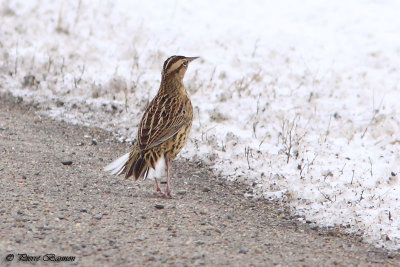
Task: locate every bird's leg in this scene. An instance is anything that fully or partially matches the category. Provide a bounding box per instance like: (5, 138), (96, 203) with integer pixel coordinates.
(154, 178), (164, 197)
(165, 157), (172, 198)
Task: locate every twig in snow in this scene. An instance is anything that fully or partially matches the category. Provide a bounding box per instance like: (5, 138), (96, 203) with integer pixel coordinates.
(351, 170), (355, 184)
(279, 116), (299, 163)
(245, 146), (252, 170)
(323, 170), (333, 181)
(324, 114), (332, 142)
(14, 41), (19, 75)
(258, 134), (268, 149)
(307, 92), (314, 102)
(305, 153), (318, 174)
(286, 124), (293, 164)
(74, 64), (85, 88)
(220, 140), (226, 152)
(60, 57), (65, 83)
(195, 106), (202, 129)
(361, 95), (384, 139)
(208, 66), (216, 88)
(252, 121), (258, 138)
(47, 55), (53, 74)
(75, 0), (82, 24)
(318, 188), (334, 202)
(359, 190), (364, 201)
(298, 160), (305, 179)
(124, 86), (128, 112)
(251, 39), (260, 57)
(368, 157), (373, 177)
(256, 93), (262, 115)
(253, 94), (263, 139)
(29, 55), (36, 70)
(339, 163), (346, 176)
(235, 69), (262, 93)
(201, 126), (216, 142)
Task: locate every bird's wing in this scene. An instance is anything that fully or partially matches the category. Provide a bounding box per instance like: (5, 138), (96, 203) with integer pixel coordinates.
(137, 96), (189, 150)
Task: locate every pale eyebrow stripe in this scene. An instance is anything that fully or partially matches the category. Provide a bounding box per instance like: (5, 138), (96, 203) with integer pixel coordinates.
(163, 56), (175, 73)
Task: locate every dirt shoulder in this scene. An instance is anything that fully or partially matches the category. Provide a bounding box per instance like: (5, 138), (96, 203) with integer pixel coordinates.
(0, 93), (399, 266)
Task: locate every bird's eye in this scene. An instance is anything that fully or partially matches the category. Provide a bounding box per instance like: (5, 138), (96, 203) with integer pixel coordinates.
(182, 61), (188, 67)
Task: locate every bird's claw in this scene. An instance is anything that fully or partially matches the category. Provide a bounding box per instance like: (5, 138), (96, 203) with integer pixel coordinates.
(153, 191), (172, 198)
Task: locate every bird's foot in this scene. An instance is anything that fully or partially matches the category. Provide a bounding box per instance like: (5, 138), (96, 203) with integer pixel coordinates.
(153, 191), (172, 198)
(153, 190), (165, 198)
(164, 186), (172, 198)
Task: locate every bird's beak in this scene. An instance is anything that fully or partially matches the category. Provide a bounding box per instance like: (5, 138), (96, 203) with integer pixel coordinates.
(186, 57), (199, 62)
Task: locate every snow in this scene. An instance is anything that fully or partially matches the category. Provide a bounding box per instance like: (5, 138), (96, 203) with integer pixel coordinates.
(1, 0), (400, 249)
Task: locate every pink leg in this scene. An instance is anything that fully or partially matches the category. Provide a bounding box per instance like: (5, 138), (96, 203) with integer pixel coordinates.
(154, 178), (164, 197)
(165, 158), (172, 198)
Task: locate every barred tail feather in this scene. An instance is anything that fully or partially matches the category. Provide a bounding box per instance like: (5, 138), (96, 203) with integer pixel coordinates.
(125, 153), (165, 180)
(105, 149), (165, 181)
(125, 157), (148, 180)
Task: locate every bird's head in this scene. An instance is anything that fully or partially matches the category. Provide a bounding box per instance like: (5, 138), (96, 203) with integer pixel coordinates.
(161, 55), (199, 80)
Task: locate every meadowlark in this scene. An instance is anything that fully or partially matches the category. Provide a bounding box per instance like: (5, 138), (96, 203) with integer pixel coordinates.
(105, 55), (198, 198)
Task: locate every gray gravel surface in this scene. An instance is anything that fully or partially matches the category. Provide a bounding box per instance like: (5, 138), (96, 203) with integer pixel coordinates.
(1, 93), (399, 266)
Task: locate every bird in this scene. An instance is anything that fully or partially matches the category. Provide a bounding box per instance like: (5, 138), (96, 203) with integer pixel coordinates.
(104, 55), (198, 198)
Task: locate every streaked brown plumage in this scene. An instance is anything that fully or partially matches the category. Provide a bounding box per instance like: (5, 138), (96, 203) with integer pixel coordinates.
(105, 55), (198, 197)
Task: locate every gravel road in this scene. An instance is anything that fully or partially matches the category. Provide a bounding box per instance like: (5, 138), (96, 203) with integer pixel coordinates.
(1, 93), (399, 266)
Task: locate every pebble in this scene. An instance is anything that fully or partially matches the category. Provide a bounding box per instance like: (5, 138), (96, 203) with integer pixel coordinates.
(61, 160), (73, 165)
(177, 190), (187, 195)
(93, 214), (103, 220)
(56, 100), (64, 107)
(239, 248), (248, 254)
(202, 187), (211, 192)
(91, 139), (98, 145)
(191, 254), (203, 260)
(155, 204), (164, 209)
(14, 216), (29, 222)
(17, 210), (26, 215)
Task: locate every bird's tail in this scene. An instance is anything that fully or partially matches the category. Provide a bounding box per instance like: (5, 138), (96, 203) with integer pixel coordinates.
(104, 147), (149, 180)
